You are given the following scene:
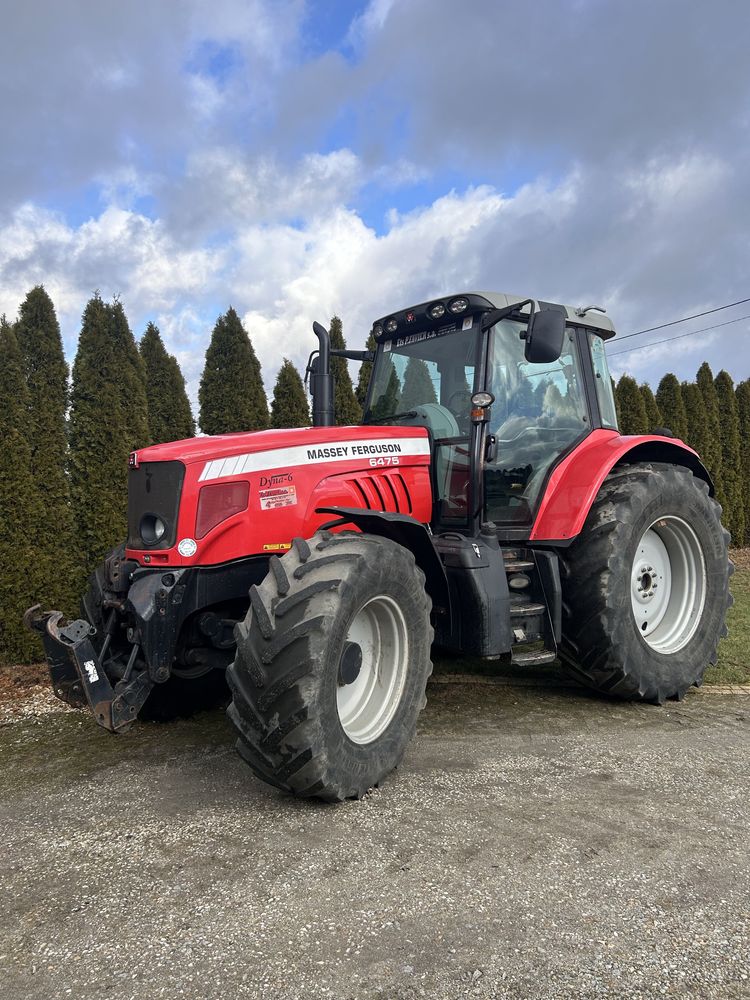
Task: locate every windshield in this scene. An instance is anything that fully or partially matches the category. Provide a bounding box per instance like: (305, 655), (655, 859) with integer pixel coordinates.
(365, 324), (481, 436)
(485, 319), (588, 524)
(364, 315), (591, 528)
(365, 322), (482, 524)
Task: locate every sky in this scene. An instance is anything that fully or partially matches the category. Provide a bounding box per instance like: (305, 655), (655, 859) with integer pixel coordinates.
(1, 0), (749, 411)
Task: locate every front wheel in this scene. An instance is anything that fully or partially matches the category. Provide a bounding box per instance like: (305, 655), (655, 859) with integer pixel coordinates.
(559, 462), (732, 703)
(227, 531), (433, 801)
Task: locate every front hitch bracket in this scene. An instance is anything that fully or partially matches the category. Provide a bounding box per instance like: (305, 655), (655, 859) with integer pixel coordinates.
(24, 606), (153, 732)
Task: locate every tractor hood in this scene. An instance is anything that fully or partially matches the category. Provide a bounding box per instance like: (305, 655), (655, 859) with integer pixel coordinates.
(126, 424), (433, 568)
(131, 425), (431, 472)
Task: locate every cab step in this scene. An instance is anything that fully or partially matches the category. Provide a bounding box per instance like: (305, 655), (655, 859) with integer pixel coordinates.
(509, 602), (546, 617)
(504, 560), (534, 573)
(511, 648), (557, 666)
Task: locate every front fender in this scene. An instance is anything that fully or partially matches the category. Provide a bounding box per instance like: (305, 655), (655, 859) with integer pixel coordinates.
(530, 429), (712, 543)
(315, 506), (450, 616)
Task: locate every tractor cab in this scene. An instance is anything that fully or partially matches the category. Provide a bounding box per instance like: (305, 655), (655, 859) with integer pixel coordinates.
(359, 293), (619, 538)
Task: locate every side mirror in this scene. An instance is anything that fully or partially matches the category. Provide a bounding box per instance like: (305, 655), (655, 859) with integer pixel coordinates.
(524, 309), (566, 364)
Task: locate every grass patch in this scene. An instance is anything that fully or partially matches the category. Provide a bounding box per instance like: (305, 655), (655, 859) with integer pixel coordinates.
(705, 563), (750, 685)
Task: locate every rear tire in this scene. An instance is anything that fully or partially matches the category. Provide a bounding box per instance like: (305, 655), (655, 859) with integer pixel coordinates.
(227, 531), (433, 801)
(559, 462), (732, 703)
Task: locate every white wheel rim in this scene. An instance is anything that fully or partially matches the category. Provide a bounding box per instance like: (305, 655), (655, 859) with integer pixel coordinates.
(336, 595), (409, 745)
(630, 516), (706, 654)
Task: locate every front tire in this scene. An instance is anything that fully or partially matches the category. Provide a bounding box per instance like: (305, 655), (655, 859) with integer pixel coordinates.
(559, 462), (732, 703)
(227, 531), (433, 801)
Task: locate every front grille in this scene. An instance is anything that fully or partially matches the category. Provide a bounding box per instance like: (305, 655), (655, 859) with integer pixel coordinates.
(127, 461), (185, 549)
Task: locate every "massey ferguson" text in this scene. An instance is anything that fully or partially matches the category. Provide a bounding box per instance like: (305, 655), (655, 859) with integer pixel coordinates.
(306, 442), (403, 461)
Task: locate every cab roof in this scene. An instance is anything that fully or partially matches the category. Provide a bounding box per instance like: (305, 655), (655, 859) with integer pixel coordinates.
(473, 291), (616, 338)
(372, 291), (616, 341)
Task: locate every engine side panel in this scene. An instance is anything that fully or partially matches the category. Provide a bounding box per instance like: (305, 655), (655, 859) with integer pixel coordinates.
(529, 429), (710, 542)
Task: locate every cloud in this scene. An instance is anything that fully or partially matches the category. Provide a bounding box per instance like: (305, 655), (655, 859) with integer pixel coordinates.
(276, 0), (750, 177)
(2, 143), (747, 419)
(0, 0), (748, 419)
(0, 0), (304, 213)
(167, 147), (363, 236)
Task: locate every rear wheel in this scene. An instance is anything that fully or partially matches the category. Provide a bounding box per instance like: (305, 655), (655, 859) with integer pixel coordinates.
(559, 462), (732, 703)
(227, 531), (433, 801)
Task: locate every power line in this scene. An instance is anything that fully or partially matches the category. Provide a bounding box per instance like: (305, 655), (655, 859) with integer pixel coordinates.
(619, 297), (750, 341)
(609, 313), (750, 358)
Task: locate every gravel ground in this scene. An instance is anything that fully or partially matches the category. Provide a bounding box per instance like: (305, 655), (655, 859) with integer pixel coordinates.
(0, 681), (748, 1000)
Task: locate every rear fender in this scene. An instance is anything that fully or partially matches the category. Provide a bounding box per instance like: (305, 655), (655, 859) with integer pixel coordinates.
(530, 430), (712, 543)
(315, 506), (450, 617)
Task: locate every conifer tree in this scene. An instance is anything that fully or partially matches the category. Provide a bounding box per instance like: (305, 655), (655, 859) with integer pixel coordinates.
(0, 319), (44, 663)
(615, 375), (648, 434)
(270, 359), (311, 428)
(199, 308), (269, 434)
(682, 382), (711, 460)
(611, 377), (621, 426)
(139, 322), (195, 443)
(696, 362), (723, 497)
(655, 373), (688, 440)
(369, 363), (402, 421)
(108, 299), (151, 449)
(69, 295), (139, 572)
(329, 315), (362, 425)
(714, 370), (745, 544)
(355, 332), (377, 409)
(735, 379), (750, 545)
(15, 286), (76, 612)
(400, 358), (438, 411)
(639, 383), (662, 432)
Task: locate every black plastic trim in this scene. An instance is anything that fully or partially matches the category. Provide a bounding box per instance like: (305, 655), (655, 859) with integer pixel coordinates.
(315, 506), (450, 615)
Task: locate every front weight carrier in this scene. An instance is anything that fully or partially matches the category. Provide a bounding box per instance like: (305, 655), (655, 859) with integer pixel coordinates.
(24, 606), (154, 732)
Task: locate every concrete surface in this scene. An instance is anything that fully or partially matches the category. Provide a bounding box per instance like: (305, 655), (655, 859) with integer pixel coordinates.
(0, 681), (748, 1000)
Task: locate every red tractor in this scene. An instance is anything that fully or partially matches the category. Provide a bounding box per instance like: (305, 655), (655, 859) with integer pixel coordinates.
(27, 292), (732, 800)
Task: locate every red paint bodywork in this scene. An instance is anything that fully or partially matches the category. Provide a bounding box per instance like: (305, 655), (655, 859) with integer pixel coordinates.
(126, 424), (707, 567)
(529, 429), (705, 541)
(126, 426), (433, 567)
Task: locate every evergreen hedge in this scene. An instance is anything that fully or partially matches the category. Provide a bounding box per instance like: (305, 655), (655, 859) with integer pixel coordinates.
(615, 375), (648, 434)
(199, 308), (269, 434)
(639, 383), (662, 432)
(0, 319), (44, 662)
(69, 295), (150, 576)
(270, 359), (311, 428)
(736, 380), (750, 546)
(355, 333), (376, 409)
(655, 373), (688, 440)
(15, 286), (76, 613)
(140, 322), (195, 443)
(329, 315), (362, 425)
(714, 370), (745, 545)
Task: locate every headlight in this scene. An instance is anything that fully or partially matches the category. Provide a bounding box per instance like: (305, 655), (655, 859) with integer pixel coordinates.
(140, 513), (167, 545)
(448, 297), (469, 314)
(428, 302), (446, 319)
(384, 317), (398, 334)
